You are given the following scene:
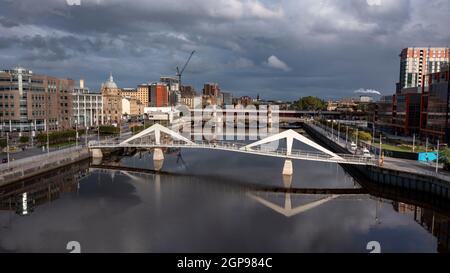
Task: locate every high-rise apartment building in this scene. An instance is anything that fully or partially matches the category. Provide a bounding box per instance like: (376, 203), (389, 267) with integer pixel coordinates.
(203, 83), (221, 97)
(397, 47), (449, 92)
(101, 73), (122, 125)
(0, 67), (73, 133)
(160, 77), (180, 106)
(420, 64), (450, 143)
(137, 84), (151, 106)
(150, 82), (169, 107)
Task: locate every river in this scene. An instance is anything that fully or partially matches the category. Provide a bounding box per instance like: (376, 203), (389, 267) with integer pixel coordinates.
(0, 139), (449, 253)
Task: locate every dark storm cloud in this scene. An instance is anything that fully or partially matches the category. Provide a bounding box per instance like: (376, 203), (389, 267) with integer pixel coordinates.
(1, 0), (450, 100)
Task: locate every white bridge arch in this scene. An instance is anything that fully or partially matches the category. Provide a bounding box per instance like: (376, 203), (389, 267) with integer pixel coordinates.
(89, 123), (375, 175)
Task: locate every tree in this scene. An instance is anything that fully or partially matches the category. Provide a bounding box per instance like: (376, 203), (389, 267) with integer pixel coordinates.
(439, 148), (450, 171)
(352, 131), (372, 142)
(19, 136), (29, 143)
(291, 96), (327, 111)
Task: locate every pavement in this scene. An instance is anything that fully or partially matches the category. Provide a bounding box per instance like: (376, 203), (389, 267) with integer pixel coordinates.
(0, 134), (102, 162)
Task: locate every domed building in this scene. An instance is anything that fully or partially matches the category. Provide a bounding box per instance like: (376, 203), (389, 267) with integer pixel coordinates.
(101, 73), (122, 125)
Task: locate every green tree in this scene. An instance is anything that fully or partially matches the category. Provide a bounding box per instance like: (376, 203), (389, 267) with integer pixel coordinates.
(0, 138), (6, 148)
(292, 96), (326, 111)
(352, 131), (372, 142)
(19, 136), (29, 143)
(439, 148), (450, 171)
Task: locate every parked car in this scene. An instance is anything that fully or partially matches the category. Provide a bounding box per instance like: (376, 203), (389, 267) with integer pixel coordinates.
(362, 148), (372, 158)
(1, 158), (8, 164)
(350, 142), (357, 151)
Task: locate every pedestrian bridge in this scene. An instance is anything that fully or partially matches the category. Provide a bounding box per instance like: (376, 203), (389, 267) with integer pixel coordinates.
(88, 123), (376, 176)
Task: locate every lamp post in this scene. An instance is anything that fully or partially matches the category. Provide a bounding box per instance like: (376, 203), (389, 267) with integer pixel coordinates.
(372, 118), (375, 144)
(46, 119), (49, 155)
(337, 122), (341, 143)
(356, 128), (359, 148)
(379, 133), (382, 164)
(75, 120), (78, 147)
(6, 132), (10, 168)
(331, 121), (334, 139)
(346, 126), (348, 145)
(436, 139), (440, 173)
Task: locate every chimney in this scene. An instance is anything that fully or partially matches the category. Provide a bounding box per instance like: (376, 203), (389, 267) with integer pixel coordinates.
(80, 78), (85, 89)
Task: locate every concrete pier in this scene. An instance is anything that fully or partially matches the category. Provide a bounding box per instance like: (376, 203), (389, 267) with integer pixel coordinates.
(91, 148), (103, 158)
(282, 159), (293, 176)
(153, 148), (164, 171)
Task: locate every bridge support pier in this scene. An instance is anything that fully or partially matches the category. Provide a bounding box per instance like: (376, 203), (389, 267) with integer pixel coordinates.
(282, 159), (293, 176)
(153, 148), (164, 171)
(91, 148), (103, 158)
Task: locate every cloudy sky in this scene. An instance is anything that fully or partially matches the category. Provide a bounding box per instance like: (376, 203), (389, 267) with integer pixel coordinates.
(1, 0), (450, 100)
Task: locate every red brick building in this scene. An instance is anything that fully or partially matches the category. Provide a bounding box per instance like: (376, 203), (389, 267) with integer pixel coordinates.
(150, 82), (169, 107)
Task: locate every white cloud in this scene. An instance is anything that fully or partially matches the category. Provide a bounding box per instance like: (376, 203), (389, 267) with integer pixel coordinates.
(266, 55), (291, 72)
(354, 88), (382, 95)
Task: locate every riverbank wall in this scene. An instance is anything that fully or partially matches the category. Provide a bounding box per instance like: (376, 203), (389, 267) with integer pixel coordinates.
(0, 146), (89, 187)
(302, 122), (450, 199)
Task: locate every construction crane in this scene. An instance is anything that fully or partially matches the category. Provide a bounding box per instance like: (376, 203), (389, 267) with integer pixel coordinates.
(176, 50), (195, 91)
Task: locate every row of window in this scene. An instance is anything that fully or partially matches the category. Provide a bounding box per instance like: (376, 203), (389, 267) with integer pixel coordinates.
(0, 112), (15, 117)
(0, 94), (14, 99)
(0, 103), (14, 107)
(73, 103), (102, 108)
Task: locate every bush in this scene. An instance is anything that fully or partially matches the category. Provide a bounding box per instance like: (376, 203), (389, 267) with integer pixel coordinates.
(19, 136), (29, 143)
(99, 125), (120, 135)
(131, 125), (145, 134)
(439, 148), (450, 171)
(0, 138), (6, 148)
(37, 130), (77, 145)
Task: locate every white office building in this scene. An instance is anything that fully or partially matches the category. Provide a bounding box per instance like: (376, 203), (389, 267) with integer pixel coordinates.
(72, 79), (103, 128)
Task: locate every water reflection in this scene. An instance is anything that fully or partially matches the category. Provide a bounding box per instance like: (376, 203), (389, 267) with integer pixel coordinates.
(0, 155), (449, 252)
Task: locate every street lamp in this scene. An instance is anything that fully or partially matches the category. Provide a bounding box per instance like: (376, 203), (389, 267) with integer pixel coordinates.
(356, 128), (359, 148)
(337, 122), (341, 143)
(75, 120), (78, 147)
(436, 139), (440, 173)
(46, 119), (49, 155)
(346, 126), (348, 145)
(6, 132), (10, 168)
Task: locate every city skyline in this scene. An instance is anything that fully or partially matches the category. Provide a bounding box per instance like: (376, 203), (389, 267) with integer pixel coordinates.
(1, 0), (450, 100)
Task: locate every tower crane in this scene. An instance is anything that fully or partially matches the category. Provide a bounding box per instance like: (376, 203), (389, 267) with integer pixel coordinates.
(176, 50), (195, 91)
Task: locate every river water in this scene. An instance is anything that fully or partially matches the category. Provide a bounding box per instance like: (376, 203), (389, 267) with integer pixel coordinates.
(0, 139), (449, 253)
